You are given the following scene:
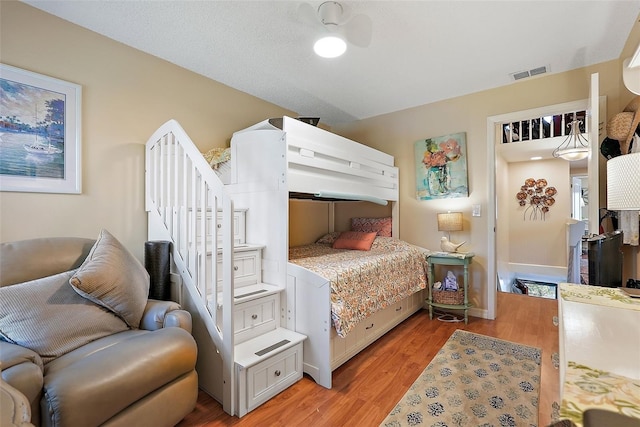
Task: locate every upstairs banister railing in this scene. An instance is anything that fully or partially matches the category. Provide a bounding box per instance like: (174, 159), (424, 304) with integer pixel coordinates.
(501, 109), (587, 144)
(145, 119), (236, 415)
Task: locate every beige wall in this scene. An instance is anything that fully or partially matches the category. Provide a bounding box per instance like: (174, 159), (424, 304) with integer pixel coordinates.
(0, 2), (294, 258)
(507, 160), (570, 267)
(289, 200), (333, 247)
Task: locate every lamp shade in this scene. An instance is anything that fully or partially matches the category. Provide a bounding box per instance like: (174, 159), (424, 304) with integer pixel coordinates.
(555, 147), (589, 161)
(607, 152), (640, 210)
(437, 212), (463, 232)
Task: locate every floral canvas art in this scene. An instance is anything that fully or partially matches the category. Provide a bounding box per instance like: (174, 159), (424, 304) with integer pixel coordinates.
(415, 132), (469, 200)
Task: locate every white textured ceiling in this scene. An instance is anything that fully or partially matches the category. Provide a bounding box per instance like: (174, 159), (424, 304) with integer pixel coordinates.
(23, 0), (640, 126)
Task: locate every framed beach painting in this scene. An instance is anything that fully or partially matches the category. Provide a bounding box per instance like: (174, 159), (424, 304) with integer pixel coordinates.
(0, 64), (81, 193)
(415, 132), (469, 200)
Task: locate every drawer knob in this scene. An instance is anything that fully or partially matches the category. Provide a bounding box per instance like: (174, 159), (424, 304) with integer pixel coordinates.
(274, 370), (281, 377)
(217, 224), (222, 229)
(365, 323), (374, 330)
(251, 314), (258, 320)
(234, 266), (239, 271)
(396, 306), (402, 312)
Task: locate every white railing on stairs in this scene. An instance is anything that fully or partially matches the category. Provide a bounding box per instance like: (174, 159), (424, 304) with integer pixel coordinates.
(145, 119), (236, 415)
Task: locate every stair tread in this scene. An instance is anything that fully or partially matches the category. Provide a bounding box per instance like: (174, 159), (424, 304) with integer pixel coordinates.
(215, 283), (282, 307)
(235, 328), (306, 368)
(194, 242), (265, 255)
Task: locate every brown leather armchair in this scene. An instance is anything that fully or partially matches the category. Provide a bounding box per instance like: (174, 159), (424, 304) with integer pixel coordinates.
(0, 236), (198, 427)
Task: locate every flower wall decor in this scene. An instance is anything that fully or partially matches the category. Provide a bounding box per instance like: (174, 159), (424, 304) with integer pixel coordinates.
(414, 132), (469, 200)
(516, 178), (557, 220)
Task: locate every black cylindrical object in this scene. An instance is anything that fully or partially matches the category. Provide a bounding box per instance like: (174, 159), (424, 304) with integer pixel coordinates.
(587, 230), (623, 288)
(144, 240), (172, 300)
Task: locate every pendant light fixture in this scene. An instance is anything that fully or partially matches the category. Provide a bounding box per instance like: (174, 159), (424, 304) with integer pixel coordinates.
(552, 113), (589, 161)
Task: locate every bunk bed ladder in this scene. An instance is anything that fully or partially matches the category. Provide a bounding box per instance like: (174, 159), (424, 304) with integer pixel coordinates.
(145, 119), (236, 415)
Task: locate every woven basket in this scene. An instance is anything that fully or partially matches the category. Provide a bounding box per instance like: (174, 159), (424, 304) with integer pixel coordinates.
(433, 288), (465, 305)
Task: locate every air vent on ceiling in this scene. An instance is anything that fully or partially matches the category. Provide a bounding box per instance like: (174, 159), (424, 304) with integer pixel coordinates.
(510, 65), (549, 81)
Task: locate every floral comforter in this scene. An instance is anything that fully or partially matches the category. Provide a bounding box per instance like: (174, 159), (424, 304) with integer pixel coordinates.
(289, 237), (428, 337)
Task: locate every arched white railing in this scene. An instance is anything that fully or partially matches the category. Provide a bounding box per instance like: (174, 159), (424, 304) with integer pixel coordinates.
(145, 119), (236, 415)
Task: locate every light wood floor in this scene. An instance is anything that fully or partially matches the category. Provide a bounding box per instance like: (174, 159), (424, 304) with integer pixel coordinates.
(178, 292), (559, 426)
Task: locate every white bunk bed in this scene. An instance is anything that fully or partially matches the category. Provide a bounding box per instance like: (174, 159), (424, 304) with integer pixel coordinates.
(145, 117), (426, 416)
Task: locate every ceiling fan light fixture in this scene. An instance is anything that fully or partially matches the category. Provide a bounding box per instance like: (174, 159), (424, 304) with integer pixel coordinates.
(314, 35), (346, 58)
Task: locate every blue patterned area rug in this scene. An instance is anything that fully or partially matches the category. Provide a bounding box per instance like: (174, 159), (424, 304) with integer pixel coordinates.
(380, 330), (541, 427)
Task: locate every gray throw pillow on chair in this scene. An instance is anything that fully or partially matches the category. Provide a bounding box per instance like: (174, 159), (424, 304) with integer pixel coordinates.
(70, 229), (150, 328)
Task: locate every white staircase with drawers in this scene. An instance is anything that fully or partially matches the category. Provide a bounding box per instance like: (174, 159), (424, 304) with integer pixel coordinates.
(145, 120), (305, 417)
(210, 211), (305, 417)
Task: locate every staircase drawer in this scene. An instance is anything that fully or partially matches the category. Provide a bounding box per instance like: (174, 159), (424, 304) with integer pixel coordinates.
(216, 209), (246, 246)
(216, 248), (261, 286)
(244, 342), (303, 413)
(234, 294), (278, 342)
(191, 209), (246, 246)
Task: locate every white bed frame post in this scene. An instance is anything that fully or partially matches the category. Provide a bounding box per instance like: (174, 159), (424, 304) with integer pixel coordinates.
(392, 201), (400, 237)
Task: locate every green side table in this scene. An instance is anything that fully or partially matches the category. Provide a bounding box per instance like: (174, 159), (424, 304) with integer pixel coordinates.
(426, 252), (474, 324)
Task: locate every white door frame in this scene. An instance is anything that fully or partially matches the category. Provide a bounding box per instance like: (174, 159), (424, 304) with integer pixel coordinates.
(486, 97), (594, 319)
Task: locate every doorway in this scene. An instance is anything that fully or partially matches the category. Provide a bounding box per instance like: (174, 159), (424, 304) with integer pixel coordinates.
(571, 175), (589, 222)
(485, 74), (602, 319)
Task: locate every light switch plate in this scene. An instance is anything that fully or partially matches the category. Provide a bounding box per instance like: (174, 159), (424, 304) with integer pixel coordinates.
(472, 204), (481, 217)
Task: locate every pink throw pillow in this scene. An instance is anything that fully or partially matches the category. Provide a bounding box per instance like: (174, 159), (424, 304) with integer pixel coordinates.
(332, 231), (377, 251)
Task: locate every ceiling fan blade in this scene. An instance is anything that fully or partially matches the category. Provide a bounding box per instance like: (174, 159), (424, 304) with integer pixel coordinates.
(345, 13), (372, 48)
(296, 2), (320, 27)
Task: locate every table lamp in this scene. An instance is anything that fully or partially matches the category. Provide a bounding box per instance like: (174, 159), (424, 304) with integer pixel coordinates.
(437, 212), (463, 240)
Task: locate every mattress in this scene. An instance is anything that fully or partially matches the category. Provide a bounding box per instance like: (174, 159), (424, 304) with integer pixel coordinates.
(289, 236), (428, 337)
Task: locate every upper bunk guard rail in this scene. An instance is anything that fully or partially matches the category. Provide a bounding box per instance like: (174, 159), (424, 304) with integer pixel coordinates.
(145, 119), (236, 415)
(233, 117), (399, 203)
